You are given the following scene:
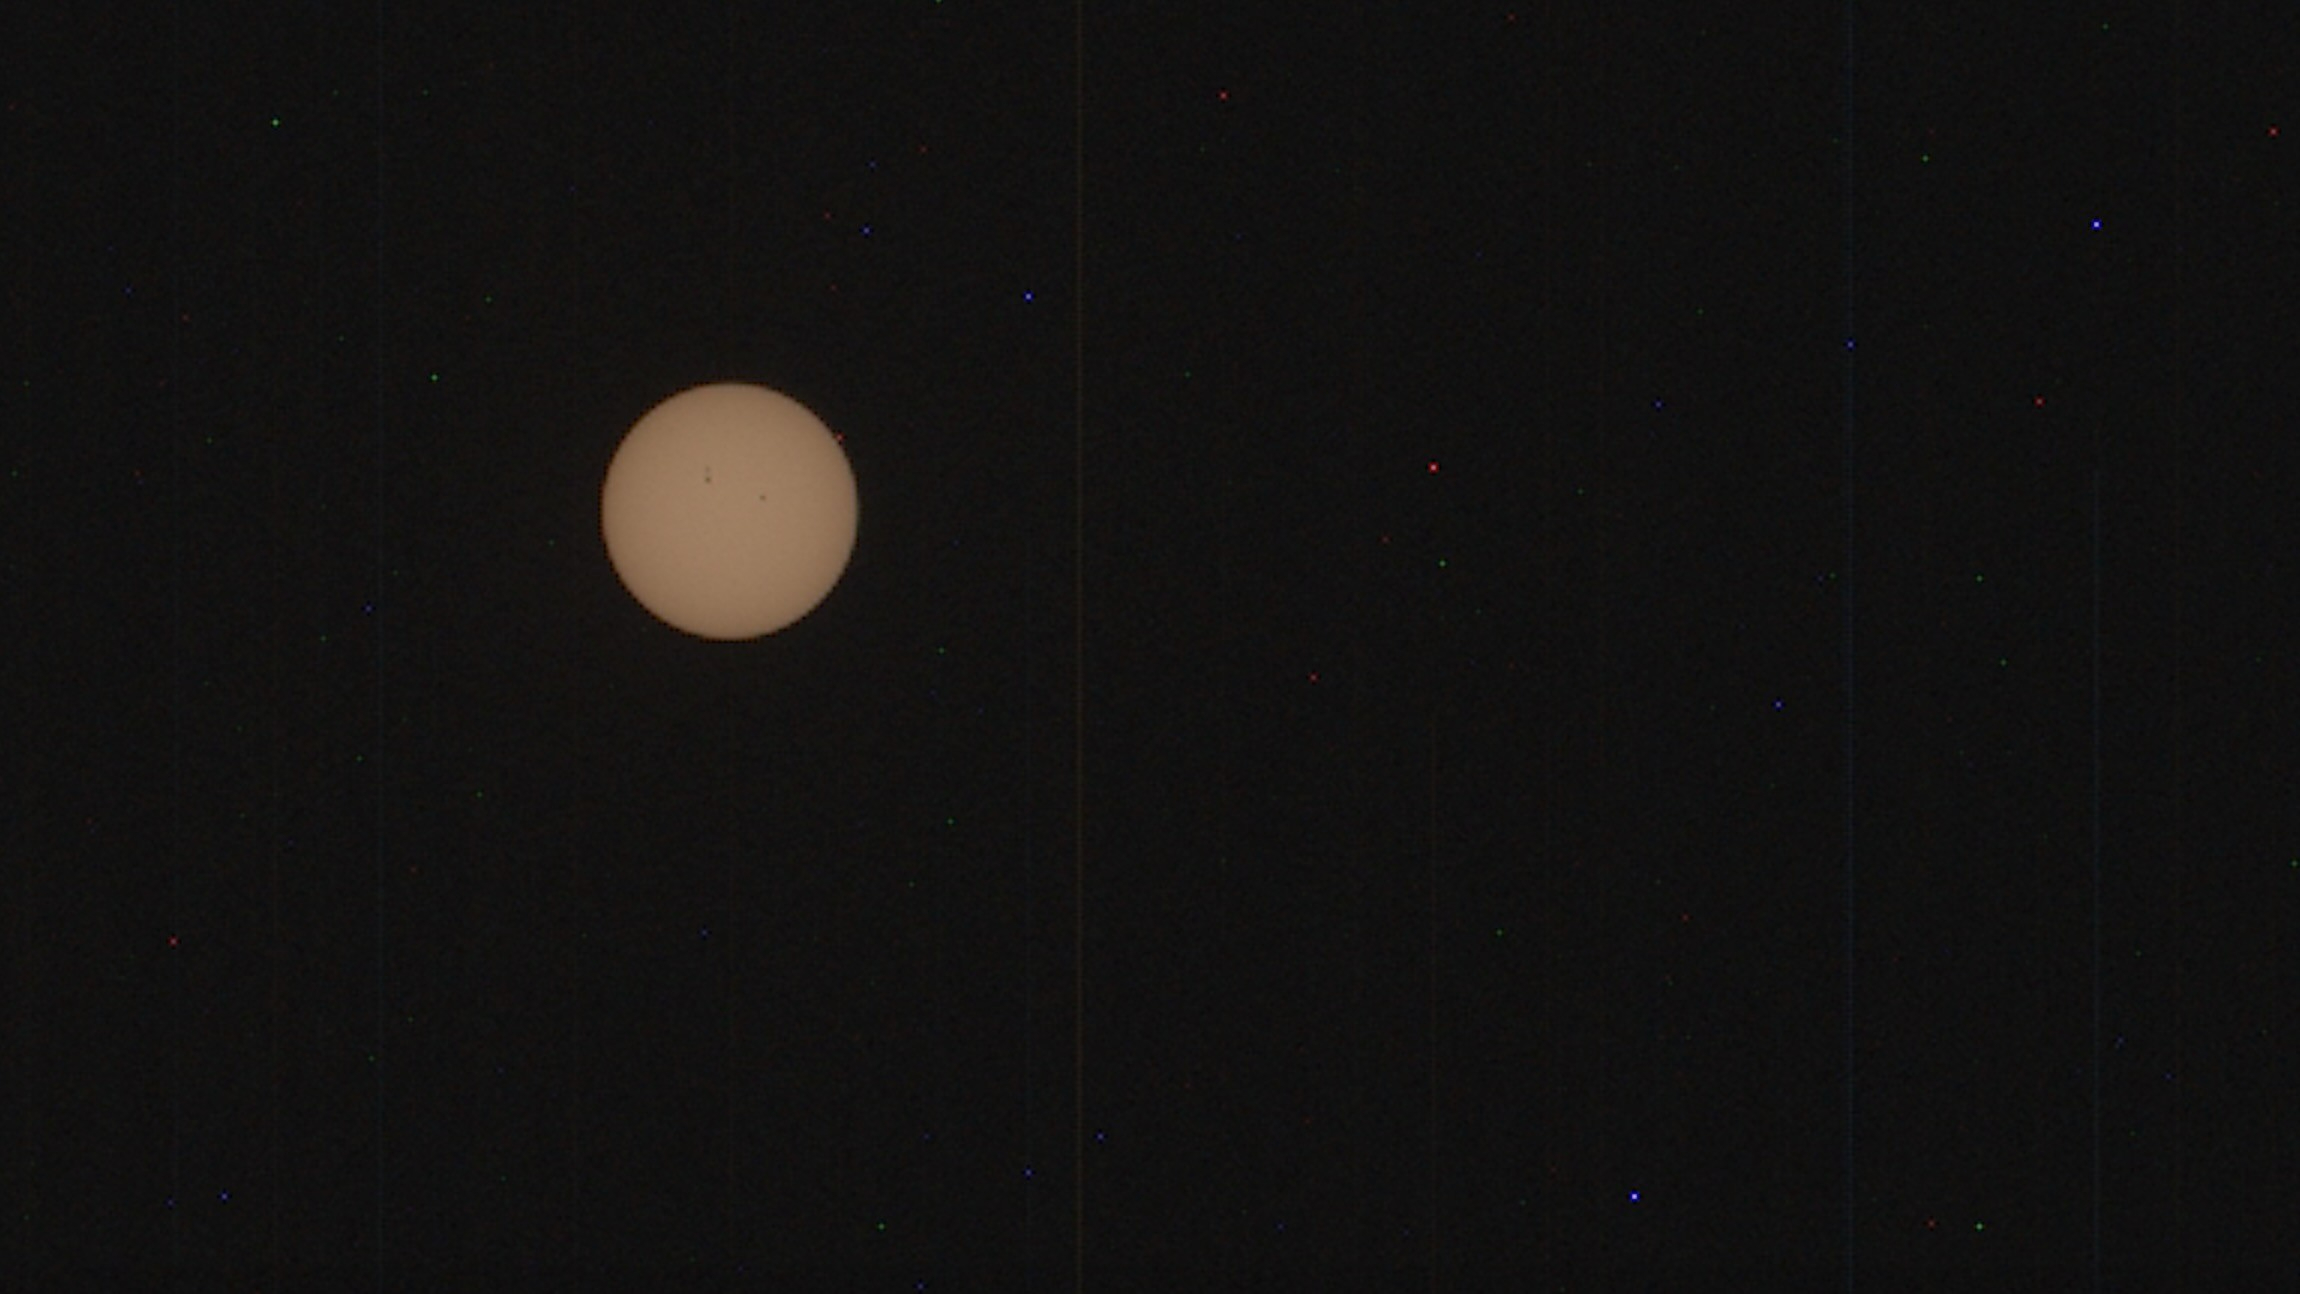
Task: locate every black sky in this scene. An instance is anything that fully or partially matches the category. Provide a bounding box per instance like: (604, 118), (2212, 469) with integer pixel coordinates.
(6, 1), (2296, 1286)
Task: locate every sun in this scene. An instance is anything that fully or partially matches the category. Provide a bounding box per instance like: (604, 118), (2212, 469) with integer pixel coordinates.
(600, 383), (858, 640)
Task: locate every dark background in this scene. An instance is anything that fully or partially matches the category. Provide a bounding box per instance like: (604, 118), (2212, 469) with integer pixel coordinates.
(6, 1), (2295, 1287)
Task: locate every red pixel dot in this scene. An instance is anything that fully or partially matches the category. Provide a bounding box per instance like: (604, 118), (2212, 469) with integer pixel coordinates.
(1427, 460), (1440, 473)
(2032, 396), (2046, 408)
(167, 935), (180, 947)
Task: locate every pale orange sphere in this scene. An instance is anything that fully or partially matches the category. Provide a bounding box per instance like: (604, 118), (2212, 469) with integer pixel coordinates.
(600, 383), (858, 640)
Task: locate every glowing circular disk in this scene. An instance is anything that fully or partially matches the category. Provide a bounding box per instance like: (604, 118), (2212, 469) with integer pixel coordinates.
(601, 383), (858, 640)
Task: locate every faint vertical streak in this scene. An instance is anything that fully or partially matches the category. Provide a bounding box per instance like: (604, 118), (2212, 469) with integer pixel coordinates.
(2097, 20), (2106, 1294)
(1590, 7), (1611, 1271)
(271, 432), (284, 1280)
(2088, 19), (2109, 1293)
(726, 831), (737, 1264)
(1840, 0), (1859, 1286)
(1428, 708), (1439, 1291)
(2167, 1), (2186, 1279)
(1542, 5), (1563, 1269)
(568, 13), (587, 1267)
(723, 0), (737, 371)
(1022, 530), (1036, 1287)
(723, 2), (739, 1264)
(171, 0), (188, 1268)
(372, 0), (388, 1274)
(1072, 0), (1087, 1286)
(269, 93), (289, 1264)
(2092, 466), (2104, 1292)
(1419, 36), (1440, 1284)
